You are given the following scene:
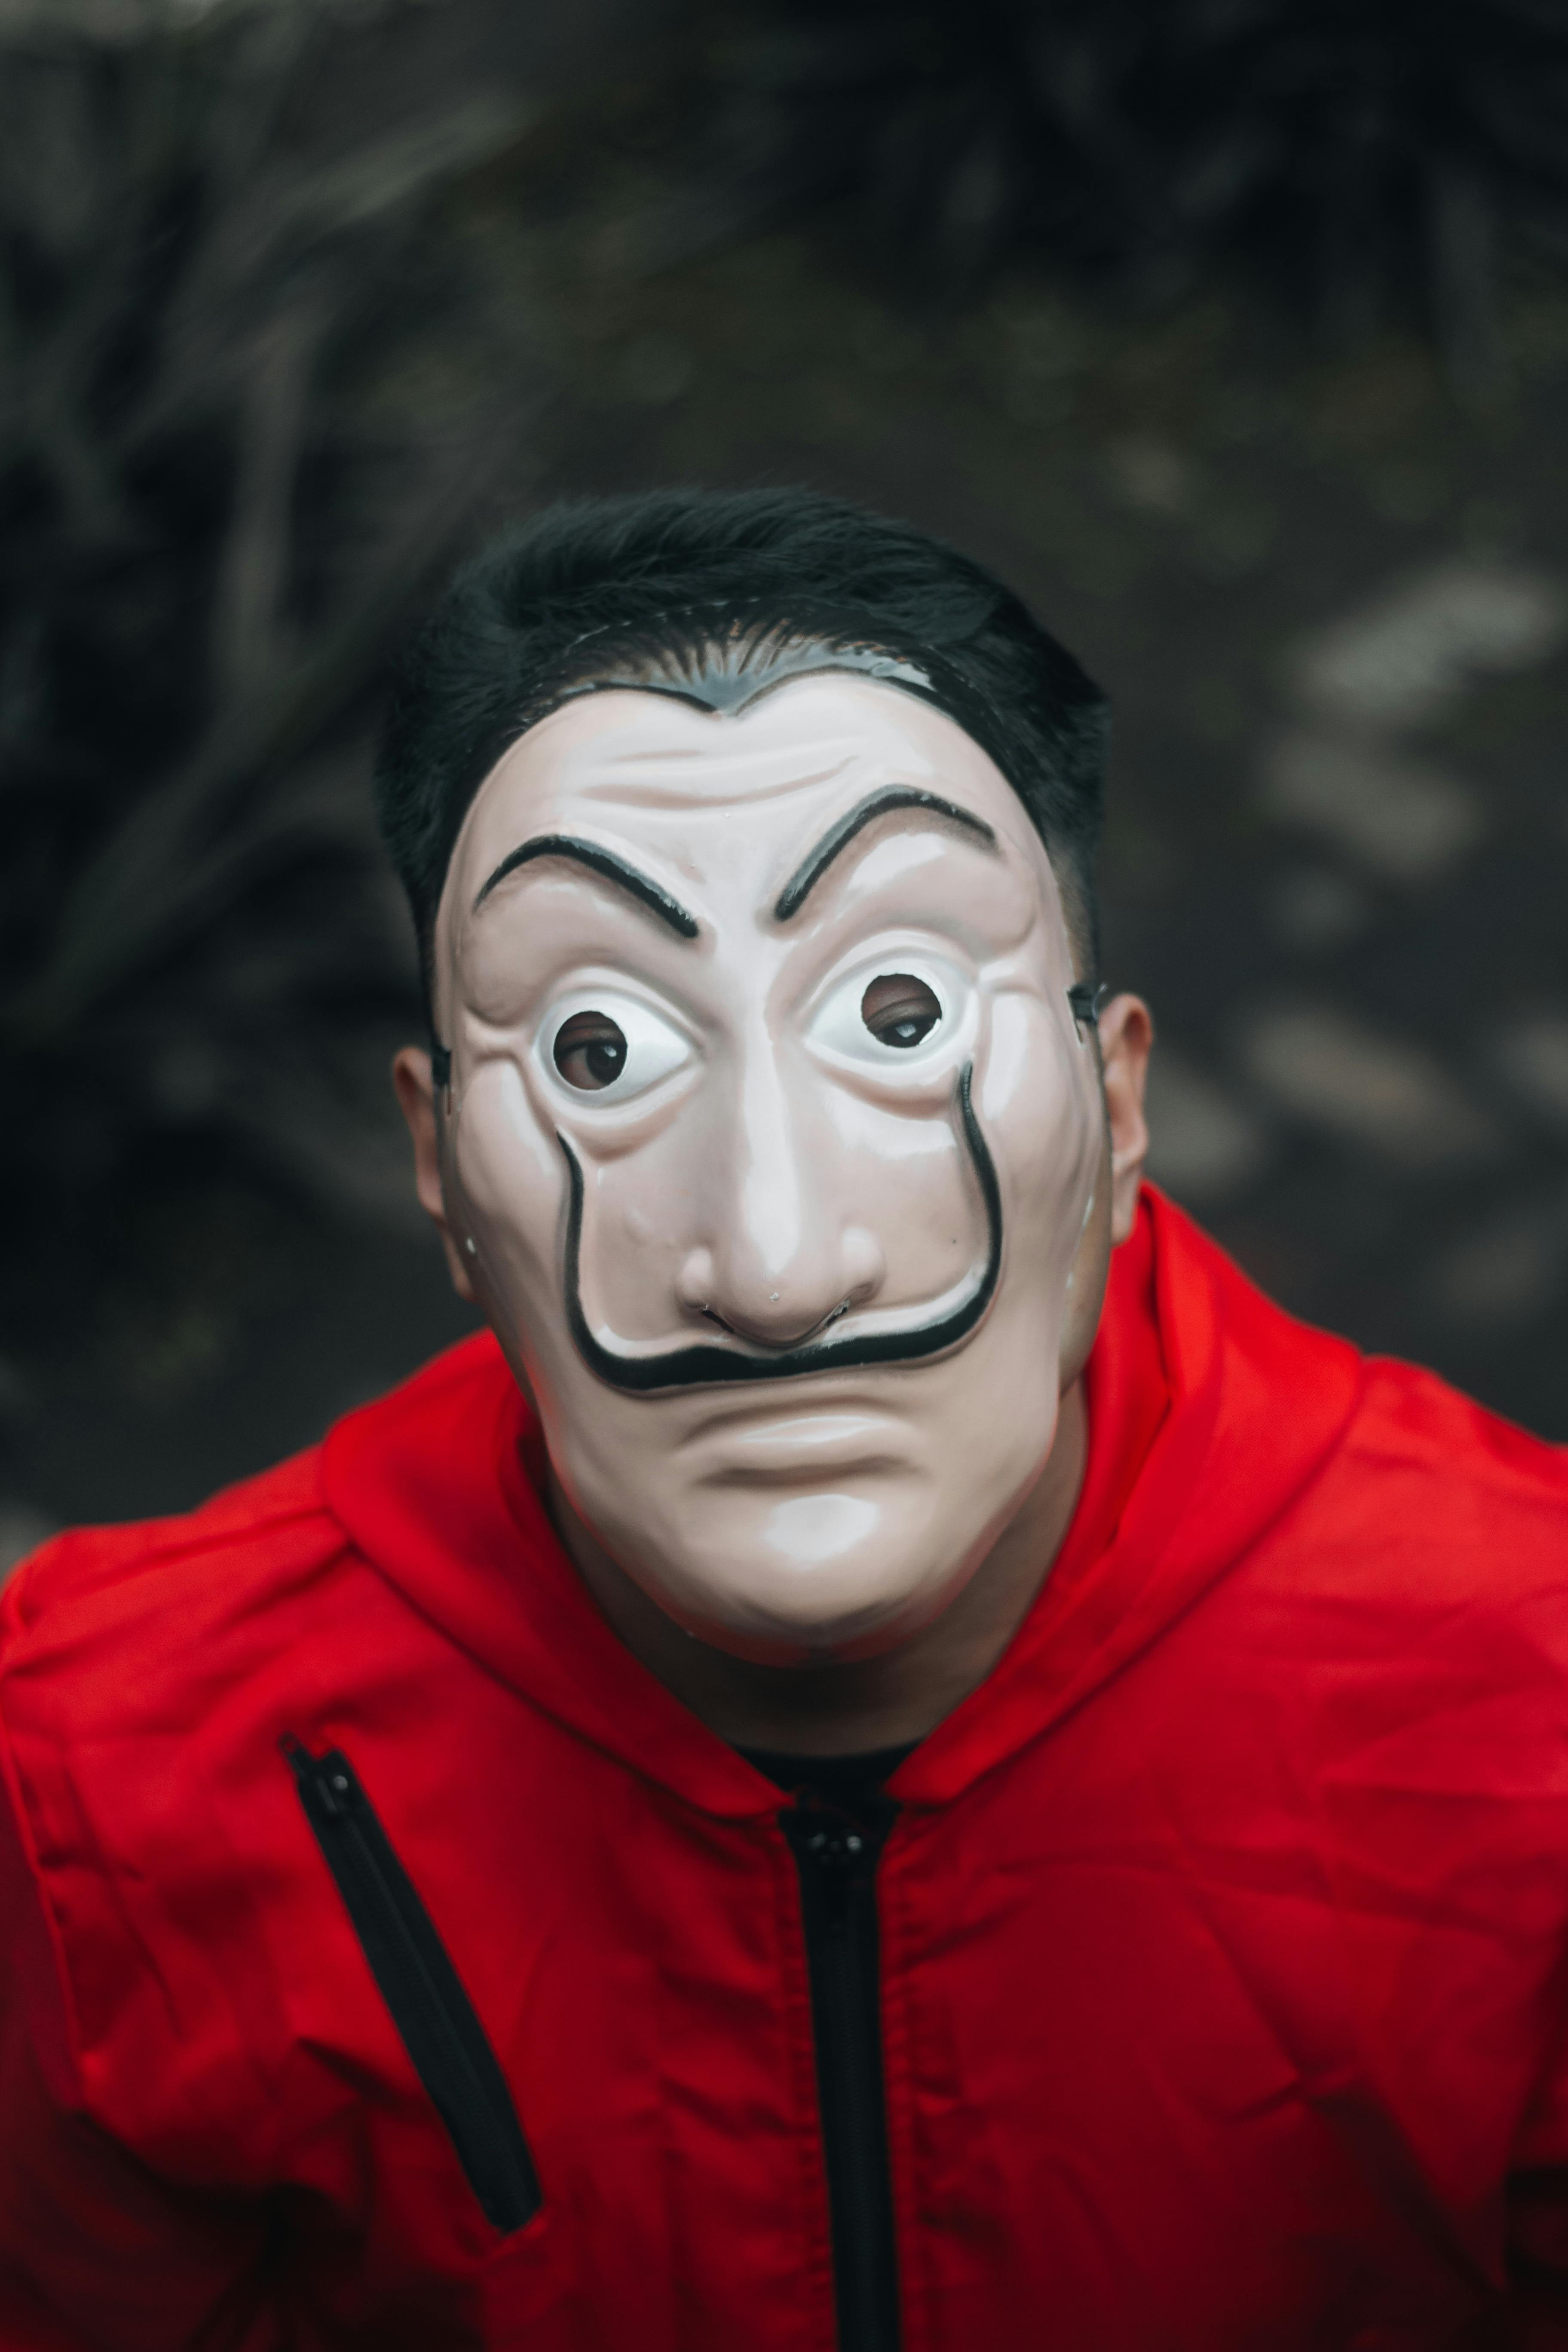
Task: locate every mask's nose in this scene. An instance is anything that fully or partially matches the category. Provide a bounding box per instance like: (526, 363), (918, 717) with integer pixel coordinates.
(674, 1053), (887, 1351)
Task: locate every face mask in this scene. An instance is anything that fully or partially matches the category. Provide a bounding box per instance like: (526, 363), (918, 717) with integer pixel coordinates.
(431, 674), (1105, 1660)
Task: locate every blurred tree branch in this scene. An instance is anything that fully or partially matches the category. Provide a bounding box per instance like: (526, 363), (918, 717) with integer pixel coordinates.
(630, 0), (1568, 401)
(0, 0), (541, 1224)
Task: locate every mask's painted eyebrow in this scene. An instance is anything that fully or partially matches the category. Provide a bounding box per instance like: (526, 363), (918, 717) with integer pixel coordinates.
(472, 834), (699, 940)
(773, 787), (998, 923)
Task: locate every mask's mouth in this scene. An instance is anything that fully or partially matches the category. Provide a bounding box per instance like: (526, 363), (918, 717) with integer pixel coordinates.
(559, 1064), (1002, 1394)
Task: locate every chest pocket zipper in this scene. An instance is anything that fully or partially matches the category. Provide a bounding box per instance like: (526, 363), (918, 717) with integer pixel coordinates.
(282, 1735), (542, 2236)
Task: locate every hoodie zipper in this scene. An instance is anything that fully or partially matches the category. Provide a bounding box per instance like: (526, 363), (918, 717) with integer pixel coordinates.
(282, 1736), (540, 2235)
(782, 1792), (901, 2352)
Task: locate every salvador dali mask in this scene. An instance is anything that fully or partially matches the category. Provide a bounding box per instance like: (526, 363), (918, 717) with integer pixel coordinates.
(427, 672), (1106, 1663)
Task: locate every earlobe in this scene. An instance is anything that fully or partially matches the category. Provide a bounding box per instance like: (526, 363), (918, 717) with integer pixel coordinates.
(1095, 995), (1154, 1246)
(391, 1046), (477, 1302)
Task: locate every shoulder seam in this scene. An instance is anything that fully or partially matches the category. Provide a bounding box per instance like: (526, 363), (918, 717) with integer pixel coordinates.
(56, 1493), (346, 1576)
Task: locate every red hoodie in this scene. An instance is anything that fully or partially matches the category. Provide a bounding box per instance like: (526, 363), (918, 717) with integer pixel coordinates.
(3, 1189), (1568, 2352)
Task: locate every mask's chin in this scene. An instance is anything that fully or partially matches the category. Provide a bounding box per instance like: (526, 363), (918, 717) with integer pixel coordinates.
(591, 1456), (1031, 1669)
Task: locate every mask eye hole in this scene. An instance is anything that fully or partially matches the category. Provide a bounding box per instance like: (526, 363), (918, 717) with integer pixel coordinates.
(861, 972), (941, 1050)
(806, 957), (962, 1072)
(553, 1009), (628, 1091)
(542, 990), (695, 1102)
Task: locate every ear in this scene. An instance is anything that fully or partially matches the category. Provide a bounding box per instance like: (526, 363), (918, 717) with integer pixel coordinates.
(392, 1047), (476, 1302)
(1096, 993), (1154, 1246)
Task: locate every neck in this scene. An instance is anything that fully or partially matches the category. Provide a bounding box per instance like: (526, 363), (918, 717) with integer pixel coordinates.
(545, 1378), (1089, 1757)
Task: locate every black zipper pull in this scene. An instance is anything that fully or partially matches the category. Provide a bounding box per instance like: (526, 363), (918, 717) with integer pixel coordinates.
(282, 1733), (347, 1817)
(282, 1733), (541, 2236)
(796, 1820), (871, 1926)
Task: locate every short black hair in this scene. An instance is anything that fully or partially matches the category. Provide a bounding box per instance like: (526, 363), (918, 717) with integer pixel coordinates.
(374, 487), (1109, 1019)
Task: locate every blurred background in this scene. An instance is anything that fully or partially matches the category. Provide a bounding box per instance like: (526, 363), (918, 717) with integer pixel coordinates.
(3, 0), (1567, 1565)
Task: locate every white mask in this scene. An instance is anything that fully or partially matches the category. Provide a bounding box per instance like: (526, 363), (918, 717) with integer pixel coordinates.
(429, 674), (1104, 1661)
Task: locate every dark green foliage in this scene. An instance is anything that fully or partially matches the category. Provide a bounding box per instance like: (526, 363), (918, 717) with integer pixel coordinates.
(663, 0), (1568, 394)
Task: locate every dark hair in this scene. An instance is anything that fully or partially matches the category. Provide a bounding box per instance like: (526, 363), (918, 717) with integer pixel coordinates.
(374, 487), (1109, 1020)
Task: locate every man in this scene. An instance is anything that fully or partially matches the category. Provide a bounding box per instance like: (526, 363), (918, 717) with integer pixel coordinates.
(2, 487), (1566, 2352)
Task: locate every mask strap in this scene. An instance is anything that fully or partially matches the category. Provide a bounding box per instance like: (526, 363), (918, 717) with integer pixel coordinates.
(1066, 982), (1107, 1037)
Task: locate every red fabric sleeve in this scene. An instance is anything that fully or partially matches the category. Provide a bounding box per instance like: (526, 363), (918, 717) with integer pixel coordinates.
(0, 1752), (282, 2352)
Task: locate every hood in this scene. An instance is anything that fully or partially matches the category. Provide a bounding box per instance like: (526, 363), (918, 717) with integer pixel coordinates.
(322, 1187), (1363, 1819)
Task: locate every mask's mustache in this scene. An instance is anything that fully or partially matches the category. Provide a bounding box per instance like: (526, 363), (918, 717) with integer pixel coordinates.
(560, 1065), (1001, 1394)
